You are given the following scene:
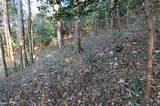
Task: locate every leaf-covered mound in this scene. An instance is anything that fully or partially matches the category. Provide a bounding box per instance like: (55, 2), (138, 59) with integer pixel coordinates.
(0, 30), (160, 106)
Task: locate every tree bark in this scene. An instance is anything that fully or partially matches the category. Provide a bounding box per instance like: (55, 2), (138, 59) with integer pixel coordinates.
(105, 10), (109, 29)
(17, 0), (28, 68)
(110, 0), (114, 31)
(73, 16), (81, 53)
(109, 13), (114, 34)
(141, 0), (155, 105)
(126, 0), (130, 28)
(56, 20), (64, 51)
(0, 33), (8, 78)
(3, 0), (16, 68)
(27, 0), (34, 63)
(95, 12), (98, 36)
(116, 7), (121, 31)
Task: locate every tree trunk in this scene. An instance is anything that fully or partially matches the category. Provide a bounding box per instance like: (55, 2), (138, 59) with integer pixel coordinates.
(141, 0), (155, 105)
(27, 0), (34, 63)
(17, 0), (28, 68)
(3, 0), (16, 68)
(116, 7), (121, 31)
(0, 33), (8, 78)
(56, 20), (64, 51)
(95, 12), (98, 36)
(109, 13), (114, 33)
(73, 16), (81, 53)
(105, 10), (109, 29)
(126, 0), (130, 28)
(110, 0), (114, 31)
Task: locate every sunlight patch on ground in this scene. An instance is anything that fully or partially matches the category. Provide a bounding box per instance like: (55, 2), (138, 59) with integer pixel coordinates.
(46, 53), (54, 58)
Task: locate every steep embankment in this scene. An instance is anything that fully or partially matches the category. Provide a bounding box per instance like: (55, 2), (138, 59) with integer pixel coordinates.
(0, 29), (160, 106)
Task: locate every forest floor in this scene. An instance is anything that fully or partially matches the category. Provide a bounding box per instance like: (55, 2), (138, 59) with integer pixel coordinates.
(0, 27), (160, 106)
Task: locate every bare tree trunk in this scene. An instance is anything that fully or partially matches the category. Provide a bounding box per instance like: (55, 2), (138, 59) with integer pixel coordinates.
(56, 20), (64, 51)
(116, 7), (121, 31)
(95, 13), (98, 36)
(105, 10), (109, 29)
(73, 16), (81, 53)
(110, 0), (114, 32)
(0, 33), (8, 78)
(126, 0), (130, 28)
(3, 0), (16, 68)
(27, 0), (34, 63)
(17, 0), (28, 68)
(109, 13), (114, 33)
(141, 0), (155, 105)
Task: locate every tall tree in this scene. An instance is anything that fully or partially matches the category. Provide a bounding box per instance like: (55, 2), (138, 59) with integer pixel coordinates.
(0, 32), (8, 78)
(94, 12), (98, 36)
(54, 3), (64, 51)
(105, 8), (109, 29)
(141, 0), (155, 105)
(27, 0), (34, 63)
(109, 0), (115, 31)
(116, 6), (121, 31)
(56, 19), (64, 51)
(73, 16), (81, 53)
(17, 0), (28, 68)
(3, 0), (15, 68)
(72, 2), (83, 53)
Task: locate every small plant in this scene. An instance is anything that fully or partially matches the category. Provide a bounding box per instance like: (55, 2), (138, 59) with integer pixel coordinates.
(130, 76), (144, 104)
(112, 32), (124, 42)
(13, 39), (20, 50)
(142, 49), (147, 56)
(8, 64), (19, 74)
(84, 53), (97, 63)
(112, 31), (124, 37)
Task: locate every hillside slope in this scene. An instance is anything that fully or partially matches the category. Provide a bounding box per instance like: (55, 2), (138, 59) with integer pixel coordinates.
(0, 29), (160, 106)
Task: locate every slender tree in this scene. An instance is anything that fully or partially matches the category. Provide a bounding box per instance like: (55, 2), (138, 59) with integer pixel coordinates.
(109, 0), (115, 31)
(0, 33), (8, 77)
(27, 0), (34, 63)
(94, 12), (98, 36)
(73, 16), (81, 53)
(17, 0), (28, 68)
(126, 0), (130, 28)
(72, 2), (84, 54)
(141, 0), (155, 105)
(105, 8), (109, 29)
(53, 3), (64, 51)
(56, 19), (64, 51)
(3, 0), (16, 68)
(116, 6), (121, 31)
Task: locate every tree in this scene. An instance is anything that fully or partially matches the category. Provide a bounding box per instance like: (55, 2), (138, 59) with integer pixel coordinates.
(38, 0), (65, 51)
(27, 0), (34, 63)
(67, 1), (86, 53)
(94, 12), (98, 36)
(109, 0), (115, 31)
(0, 32), (8, 78)
(73, 16), (81, 53)
(17, 0), (28, 68)
(56, 19), (64, 51)
(105, 7), (109, 29)
(38, 0), (97, 53)
(116, 6), (121, 31)
(141, 0), (155, 105)
(3, 0), (16, 68)
(54, 3), (64, 51)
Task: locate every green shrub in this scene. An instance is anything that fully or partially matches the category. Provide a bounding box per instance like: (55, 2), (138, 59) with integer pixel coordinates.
(112, 31), (124, 37)
(84, 53), (97, 63)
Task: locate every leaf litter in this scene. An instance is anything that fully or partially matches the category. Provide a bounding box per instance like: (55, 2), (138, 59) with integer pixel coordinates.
(0, 30), (160, 105)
